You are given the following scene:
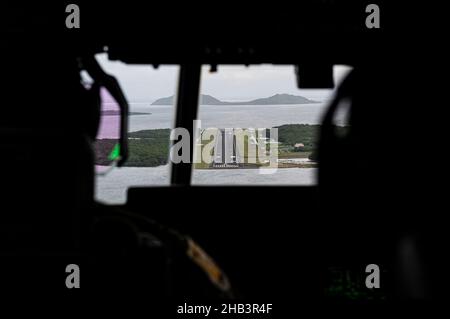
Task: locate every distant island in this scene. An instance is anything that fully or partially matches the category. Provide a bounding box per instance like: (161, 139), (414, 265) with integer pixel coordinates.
(151, 93), (319, 105)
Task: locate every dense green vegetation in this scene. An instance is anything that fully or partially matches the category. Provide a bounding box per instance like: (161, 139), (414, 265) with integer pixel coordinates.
(95, 124), (327, 167)
(152, 93), (318, 105)
(127, 129), (170, 139)
(127, 129), (170, 167)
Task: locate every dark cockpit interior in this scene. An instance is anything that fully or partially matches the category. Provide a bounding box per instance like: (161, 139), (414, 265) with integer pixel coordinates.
(1, 0), (446, 315)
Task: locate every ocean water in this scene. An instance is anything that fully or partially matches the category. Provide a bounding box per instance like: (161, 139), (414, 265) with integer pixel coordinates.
(96, 101), (332, 204)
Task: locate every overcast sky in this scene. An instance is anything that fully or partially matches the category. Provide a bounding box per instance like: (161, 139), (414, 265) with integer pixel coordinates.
(96, 53), (351, 104)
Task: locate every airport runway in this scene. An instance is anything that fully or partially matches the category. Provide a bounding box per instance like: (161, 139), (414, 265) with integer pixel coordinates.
(213, 129), (242, 168)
